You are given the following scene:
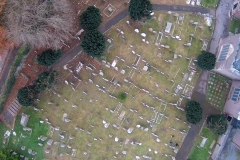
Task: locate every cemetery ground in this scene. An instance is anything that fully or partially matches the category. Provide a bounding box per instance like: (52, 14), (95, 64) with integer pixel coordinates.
(0, 108), (48, 160)
(31, 11), (214, 159)
(206, 72), (231, 111)
(230, 18), (240, 34)
(189, 127), (218, 160)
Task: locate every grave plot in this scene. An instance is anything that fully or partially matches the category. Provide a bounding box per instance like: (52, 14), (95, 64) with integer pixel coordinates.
(34, 11), (213, 160)
(206, 72), (231, 110)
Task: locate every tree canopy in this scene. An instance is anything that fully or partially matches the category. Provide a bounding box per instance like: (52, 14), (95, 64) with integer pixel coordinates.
(81, 30), (106, 57)
(3, 0), (74, 49)
(197, 51), (216, 70)
(37, 49), (62, 67)
(80, 6), (102, 30)
(128, 0), (153, 21)
(207, 114), (228, 135)
(17, 85), (39, 107)
(0, 149), (19, 160)
(36, 71), (57, 92)
(185, 101), (202, 124)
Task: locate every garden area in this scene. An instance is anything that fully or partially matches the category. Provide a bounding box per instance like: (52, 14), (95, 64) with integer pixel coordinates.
(189, 127), (219, 160)
(22, 10), (215, 159)
(201, 0), (219, 9)
(230, 18), (240, 34)
(206, 72), (231, 110)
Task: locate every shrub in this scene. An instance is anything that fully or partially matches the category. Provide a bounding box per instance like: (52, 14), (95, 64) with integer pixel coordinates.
(81, 30), (106, 57)
(80, 6), (102, 30)
(17, 85), (39, 107)
(118, 92), (127, 101)
(37, 49), (62, 66)
(185, 101), (202, 124)
(207, 114), (228, 135)
(197, 51), (216, 70)
(0, 149), (19, 160)
(128, 0), (153, 20)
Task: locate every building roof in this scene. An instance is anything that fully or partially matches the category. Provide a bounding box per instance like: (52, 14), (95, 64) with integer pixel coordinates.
(214, 34), (240, 80)
(224, 80), (240, 119)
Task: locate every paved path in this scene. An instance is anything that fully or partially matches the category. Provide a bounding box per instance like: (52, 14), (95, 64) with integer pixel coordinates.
(52, 4), (213, 69)
(209, 0), (233, 54)
(176, 89), (220, 160)
(0, 48), (19, 94)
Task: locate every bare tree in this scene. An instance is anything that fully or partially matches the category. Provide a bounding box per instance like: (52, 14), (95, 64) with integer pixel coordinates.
(3, 0), (74, 49)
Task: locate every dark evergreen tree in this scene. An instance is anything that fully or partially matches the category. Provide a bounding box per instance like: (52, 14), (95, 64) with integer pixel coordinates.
(81, 30), (106, 57)
(128, 0), (153, 20)
(80, 6), (102, 30)
(36, 71), (57, 92)
(197, 51), (216, 70)
(17, 85), (39, 107)
(207, 115), (228, 135)
(37, 49), (62, 67)
(185, 101), (202, 124)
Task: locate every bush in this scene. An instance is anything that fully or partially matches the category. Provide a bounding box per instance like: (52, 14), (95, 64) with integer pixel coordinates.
(80, 6), (102, 30)
(118, 92), (127, 101)
(35, 71), (57, 92)
(37, 49), (62, 66)
(185, 101), (202, 124)
(17, 85), (39, 107)
(81, 30), (106, 57)
(0, 149), (19, 160)
(128, 0), (153, 20)
(207, 114), (228, 135)
(197, 51), (216, 70)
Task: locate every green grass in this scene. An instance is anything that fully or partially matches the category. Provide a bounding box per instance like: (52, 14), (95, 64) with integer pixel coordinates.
(0, 45), (31, 112)
(230, 18), (240, 34)
(201, 0), (219, 9)
(0, 108), (49, 160)
(189, 127), (219, 160)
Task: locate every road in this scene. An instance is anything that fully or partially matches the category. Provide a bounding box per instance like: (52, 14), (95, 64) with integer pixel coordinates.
(209, 0), (233, 54)
(0, 48), (19, 94)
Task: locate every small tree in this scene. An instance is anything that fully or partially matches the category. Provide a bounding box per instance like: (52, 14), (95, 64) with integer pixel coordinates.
(185, 101), (202, 124)
(118, 92), (127, 102)
(36, 71), (57, 92)
(128, 0), (153, 21)
(81, 30), (106, 57)
(80, 6), (102, 30)
(207, 114), (228, 135)
(37, 49), (62, 67)
(197, 51), (216, 70)
(17, 85), (39, 107)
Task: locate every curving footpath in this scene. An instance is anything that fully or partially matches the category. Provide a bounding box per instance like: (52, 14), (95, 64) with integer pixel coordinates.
(51, 4), (213, 69)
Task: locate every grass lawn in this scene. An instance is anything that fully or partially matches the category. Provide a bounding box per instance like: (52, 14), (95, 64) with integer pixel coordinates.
(230, 18), (240, 34)
(201, 0), (219, 9)
(0, 108), (49, 160)
(32, 11), (213, 159)
(189, 127), (219, 160)
(206, 72), (231, 110)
